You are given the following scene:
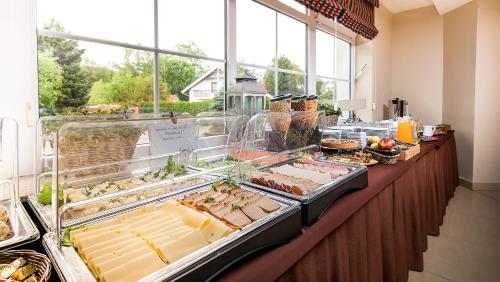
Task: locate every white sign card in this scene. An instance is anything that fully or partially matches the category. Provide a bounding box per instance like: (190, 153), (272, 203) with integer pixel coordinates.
(147, 122), (196, 156)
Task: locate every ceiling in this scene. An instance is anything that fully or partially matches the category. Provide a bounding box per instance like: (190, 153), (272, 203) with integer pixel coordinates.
(381, 0), (473, 15)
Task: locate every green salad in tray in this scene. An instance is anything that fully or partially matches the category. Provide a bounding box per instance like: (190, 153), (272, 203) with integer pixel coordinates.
(37, 155), (188, 206)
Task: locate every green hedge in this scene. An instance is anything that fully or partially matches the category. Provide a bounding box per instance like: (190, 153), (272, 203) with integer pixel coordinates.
(139, 100), (216, 115)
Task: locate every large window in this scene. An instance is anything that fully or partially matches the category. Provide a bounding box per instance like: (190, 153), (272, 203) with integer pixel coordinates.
(237, 0), (307, 96)
(36, 0), (225, 115)
(316, 29), (352, 105)
(36, 0), (353, 116)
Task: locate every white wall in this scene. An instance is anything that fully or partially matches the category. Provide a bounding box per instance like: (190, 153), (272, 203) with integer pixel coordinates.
(472, 0), (500, 184)
(354, 36), (373, 122)
(391, 6), (444, 125)
(0, 0), (38, 176)
(373, 3), (393, 121)
(372, 0), (499, 186)
(443, 1), (477, 181)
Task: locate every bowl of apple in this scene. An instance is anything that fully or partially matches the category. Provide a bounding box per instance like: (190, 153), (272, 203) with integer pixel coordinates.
(364, 137), (401, 164)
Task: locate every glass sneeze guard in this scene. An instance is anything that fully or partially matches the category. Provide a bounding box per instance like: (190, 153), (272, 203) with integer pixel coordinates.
(29, 114), (251, 231)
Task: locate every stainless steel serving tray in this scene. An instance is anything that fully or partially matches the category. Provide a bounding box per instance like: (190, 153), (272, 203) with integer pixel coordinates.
(27, 168), (215, 232)
(245, 157), (368, 225)
(0, 197), (39, 250)
(43, 182), (301, 282)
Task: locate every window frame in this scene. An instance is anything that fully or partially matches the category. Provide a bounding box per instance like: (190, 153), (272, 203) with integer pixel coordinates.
(35, 0), (356, 114)
(36, 0), (227, 113)
(315, 29), (353, 103)
(235, 1), (308, 96)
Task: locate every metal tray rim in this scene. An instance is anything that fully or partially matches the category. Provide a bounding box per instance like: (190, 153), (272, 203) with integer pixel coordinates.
(27, 196), (51, 232)
(0, 201), (40, 250)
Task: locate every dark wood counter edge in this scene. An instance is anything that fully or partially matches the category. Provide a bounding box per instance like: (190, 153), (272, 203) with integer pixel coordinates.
(218, 133), (455, 282)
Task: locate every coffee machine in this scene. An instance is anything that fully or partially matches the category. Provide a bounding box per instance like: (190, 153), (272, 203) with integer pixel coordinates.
(391, 98), (408, 118)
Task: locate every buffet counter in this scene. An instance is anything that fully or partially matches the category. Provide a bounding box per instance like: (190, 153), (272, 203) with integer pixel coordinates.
(219, 133), (458, 282)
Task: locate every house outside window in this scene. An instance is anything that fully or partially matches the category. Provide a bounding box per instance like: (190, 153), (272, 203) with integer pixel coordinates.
(211, 82), (218, 93)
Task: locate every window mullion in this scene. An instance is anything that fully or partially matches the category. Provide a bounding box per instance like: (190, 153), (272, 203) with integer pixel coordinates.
(307, 23), (315, 96)
(153, 0), (160, 113)
(226, 0), (237, 111)
(274, 11), (278, 96)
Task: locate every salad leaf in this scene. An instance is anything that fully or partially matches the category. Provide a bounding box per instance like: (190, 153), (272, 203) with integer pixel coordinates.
(165, 155), (176, 174)
(61, 226), (86, 247)
(37, 182), (64, 205)
(163, 155), (187, 177)
(211, 180), (221, 190)
(225, 179), (237, 187)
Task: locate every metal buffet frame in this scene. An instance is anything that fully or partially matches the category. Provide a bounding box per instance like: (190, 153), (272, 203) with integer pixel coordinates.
(0, 181), (39, 250)
(0, 117), (39, 250)
(42, 166), (301, 282)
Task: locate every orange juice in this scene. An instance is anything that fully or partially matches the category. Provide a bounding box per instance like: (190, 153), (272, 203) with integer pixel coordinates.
(397, 121), (416, 144)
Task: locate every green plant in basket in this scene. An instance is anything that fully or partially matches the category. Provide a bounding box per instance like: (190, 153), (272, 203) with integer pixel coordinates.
(318, 103), (342, 116)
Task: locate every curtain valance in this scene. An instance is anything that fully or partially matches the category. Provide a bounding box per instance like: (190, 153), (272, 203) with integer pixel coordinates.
(295, 0), (379, 39)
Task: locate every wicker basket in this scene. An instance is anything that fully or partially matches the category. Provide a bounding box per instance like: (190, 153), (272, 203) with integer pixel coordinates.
(0, 249), (51, 282)
(365, 148), (401, 165)
(58, 127), (143, 177)
(319, 115), (339, 128)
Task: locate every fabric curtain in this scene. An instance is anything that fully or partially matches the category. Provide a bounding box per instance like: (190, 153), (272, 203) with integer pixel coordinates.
(295, 0), (379, 39)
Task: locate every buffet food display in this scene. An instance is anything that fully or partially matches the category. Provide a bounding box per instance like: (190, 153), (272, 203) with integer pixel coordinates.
(179, 180), (281, 227)
(0, 204), (13, 241)
(251, 157), (351, 196)
(247, 155), (367, 225)
(68, 199), (233, 281)
(21, 114), (298, 281)
(324, 152), (378, 166)
(321, 138), (360, 150)
(13, 107), (448, 282)
(28, 115), (249, 231)
(43, 173), (301, 282)
(0, 104), (451, 281)
(0, 117), (39, 250)
(240, 112), (368, 225)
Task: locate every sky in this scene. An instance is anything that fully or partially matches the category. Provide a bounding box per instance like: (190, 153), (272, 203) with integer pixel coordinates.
(36, 0), (348, 78)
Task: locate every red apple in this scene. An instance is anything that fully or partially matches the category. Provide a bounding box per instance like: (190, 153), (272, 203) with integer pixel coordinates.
(378, 137), (396, 150)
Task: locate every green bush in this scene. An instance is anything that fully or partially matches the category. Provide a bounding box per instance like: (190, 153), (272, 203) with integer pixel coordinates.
(139, 100), (216, 115)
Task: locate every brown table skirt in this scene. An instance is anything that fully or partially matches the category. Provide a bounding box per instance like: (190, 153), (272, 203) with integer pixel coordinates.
(219, 134), (458, 282)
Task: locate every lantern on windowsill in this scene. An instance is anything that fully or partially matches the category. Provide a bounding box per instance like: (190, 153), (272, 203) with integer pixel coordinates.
(226, 71), (267, 116)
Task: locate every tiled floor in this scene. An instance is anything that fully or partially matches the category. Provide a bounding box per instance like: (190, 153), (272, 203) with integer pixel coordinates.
(409, 187), (500, 282)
